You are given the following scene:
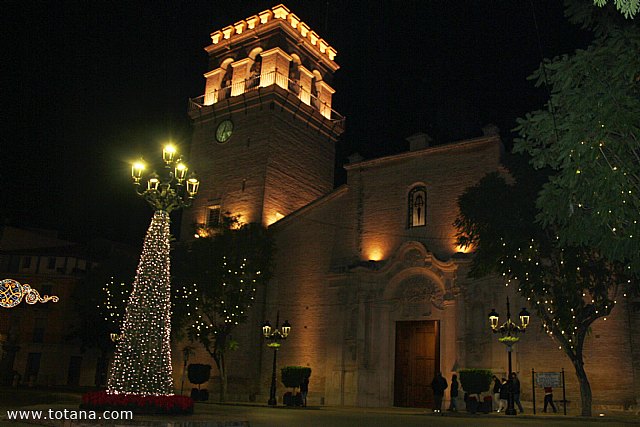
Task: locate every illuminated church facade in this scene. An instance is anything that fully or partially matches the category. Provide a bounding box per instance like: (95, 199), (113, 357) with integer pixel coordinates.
(180, 4), (640, 408)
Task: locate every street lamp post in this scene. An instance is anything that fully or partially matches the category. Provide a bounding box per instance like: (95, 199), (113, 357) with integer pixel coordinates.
(262, 311), (291, 406)
(488, 297), (530, 416)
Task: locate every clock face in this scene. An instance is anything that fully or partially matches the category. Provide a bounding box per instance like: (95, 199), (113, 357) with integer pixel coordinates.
(215, 120), (234, 143)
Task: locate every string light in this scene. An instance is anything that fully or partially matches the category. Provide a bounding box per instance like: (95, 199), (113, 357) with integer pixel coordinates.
(107, 211), (174, 396)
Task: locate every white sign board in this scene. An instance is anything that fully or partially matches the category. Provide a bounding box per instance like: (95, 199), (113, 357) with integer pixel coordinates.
(535, 372), (562, 388)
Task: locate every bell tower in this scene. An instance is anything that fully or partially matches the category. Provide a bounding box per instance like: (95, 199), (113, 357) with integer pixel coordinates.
(183, 4), (344, 236)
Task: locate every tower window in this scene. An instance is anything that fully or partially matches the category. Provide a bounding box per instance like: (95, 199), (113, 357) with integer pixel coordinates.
(207, 205), (221, 228)
(408, 186), (427, 228)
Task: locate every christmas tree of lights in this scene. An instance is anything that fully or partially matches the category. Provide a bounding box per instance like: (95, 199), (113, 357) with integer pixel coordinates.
(107, 145), (199, 396)
(107, 211), (174, 395)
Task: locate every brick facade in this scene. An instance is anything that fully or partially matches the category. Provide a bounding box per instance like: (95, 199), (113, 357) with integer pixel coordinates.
(181, 4), (640, 410)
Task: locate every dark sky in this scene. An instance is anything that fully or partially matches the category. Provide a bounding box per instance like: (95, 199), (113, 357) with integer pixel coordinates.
(2, 1), (591, 246)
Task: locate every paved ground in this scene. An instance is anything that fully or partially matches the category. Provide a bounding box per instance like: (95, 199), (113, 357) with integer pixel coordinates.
(0, 388), (638, 427)
(190, 404), (639, 427)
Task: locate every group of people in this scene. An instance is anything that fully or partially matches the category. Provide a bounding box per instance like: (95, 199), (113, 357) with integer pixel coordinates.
(491, 373), (524, 413)
(431, 371), (558, 414)
(430, 372), (458, 413)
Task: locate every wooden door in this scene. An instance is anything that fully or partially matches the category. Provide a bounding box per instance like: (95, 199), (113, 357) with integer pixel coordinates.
(394, 320), (439, 407)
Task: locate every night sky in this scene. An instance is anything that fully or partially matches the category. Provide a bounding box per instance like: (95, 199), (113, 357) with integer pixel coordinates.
(2, 1), (592, 246)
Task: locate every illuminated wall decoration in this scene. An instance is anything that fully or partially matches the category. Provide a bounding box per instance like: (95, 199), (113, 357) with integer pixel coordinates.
(0, 279), (59, 308)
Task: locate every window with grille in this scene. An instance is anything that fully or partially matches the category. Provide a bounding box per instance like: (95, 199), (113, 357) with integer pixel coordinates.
(207, 205), (221, 228)
(408, 186), (427, 228)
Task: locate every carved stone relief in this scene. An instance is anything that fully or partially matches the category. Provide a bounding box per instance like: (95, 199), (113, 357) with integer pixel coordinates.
(396, 275), (444, 318)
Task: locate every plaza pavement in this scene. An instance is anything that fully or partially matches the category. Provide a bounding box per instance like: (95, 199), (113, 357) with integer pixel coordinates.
(2, 400), (639, 427)
(0, 387), (637, 427)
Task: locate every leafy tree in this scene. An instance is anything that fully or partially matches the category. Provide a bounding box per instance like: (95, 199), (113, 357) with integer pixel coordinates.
(514, 5), (640, 273)
(593, 0), (640, 18)
(172, 215), (273, 402)
(455, 156), (629, 416)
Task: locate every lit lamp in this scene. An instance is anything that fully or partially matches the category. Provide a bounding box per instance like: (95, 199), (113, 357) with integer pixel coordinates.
(262, 311), (292, 406)
(175, 162), (188, 182)
(186, 174), (200, 198)
(130, 144), (199, 211)
(162, 144), (176, 164)
(489, 308), (499, 331)
(131, 161), (145, 183)
(488, 297), (529, 416)
(147, 173), (161, 191)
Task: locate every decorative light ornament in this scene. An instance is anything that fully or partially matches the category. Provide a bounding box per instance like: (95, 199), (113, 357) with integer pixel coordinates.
(0, 279), (59, 308)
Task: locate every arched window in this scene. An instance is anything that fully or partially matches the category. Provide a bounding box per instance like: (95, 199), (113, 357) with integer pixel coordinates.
(408, 186), (427, 228)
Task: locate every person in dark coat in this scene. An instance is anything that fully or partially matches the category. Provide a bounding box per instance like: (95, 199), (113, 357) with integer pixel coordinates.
(430, 372), (448, 413)
(510, 372), (524, 413)
(300, 375), (309, 407)
(492, 375), (501, 411)
(448, 374), (459, 411)
(498, 377), (509, 412)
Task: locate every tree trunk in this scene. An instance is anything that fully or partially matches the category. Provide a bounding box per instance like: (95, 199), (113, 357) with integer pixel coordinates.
(213, 350), (228, 403)
(571, 357), (592, 416)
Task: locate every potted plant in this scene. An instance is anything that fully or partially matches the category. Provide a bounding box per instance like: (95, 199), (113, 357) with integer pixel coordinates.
(281, 366), (311, 406)
(188, 363), (211, 401)
(459, 369), (492, 413)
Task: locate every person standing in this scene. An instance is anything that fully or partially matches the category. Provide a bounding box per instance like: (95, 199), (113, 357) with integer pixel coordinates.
(498, 377), (509, 413)
(543, 386), (558, 413)
(430, 372), (448, 414)
(448, 374), (459, 411)
(492, 375), (501, 412)
(300, 375), (309, 407)
(510, 372), (524, 413)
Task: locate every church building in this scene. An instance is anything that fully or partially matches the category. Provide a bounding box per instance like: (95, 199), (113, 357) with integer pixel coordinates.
(181, 4), (640, 409)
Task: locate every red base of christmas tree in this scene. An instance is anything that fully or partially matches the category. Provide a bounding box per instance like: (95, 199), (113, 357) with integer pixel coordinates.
(81, 390), (193, 415)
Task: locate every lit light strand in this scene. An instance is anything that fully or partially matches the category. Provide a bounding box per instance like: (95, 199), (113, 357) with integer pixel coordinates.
(107, 210), (174, 396)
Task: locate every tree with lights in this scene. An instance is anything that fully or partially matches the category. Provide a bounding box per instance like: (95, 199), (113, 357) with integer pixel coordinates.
(172, 215), (273, 402)
(69, 243), (136, 386)
(514, 1), (640, 274)
(106, 144), (199, 396)
(455, 155), (630, 417)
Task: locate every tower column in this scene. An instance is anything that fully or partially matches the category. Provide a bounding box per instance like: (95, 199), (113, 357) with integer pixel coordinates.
(231, 58), (253, 96)
(260, 47), (292, 89)
(298, 65), (314, 106)
(204, 69), (225, 105)
(316, 80), (336, 119)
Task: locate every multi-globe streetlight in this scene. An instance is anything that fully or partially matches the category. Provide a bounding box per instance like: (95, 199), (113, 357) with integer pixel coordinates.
(488, 297), (530, 416)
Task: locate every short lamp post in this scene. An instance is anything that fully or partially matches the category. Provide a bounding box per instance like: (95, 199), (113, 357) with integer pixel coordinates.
(262, 311), (291, 406)
(488, 297), (530, 416)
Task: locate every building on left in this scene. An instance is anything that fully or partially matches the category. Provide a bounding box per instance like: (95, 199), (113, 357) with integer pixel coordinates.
(0, 226), (136, 388)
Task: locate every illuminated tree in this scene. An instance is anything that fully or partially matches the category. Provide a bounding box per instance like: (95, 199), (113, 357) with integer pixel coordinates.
(106, 144), (199, 396)
(172, 216), (273, 402)
(455, 156), (630, 416)
(107, 211), (175, 395)
(69, 243), (136, 386)
(514, 3), (640, 273)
